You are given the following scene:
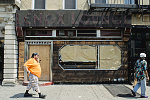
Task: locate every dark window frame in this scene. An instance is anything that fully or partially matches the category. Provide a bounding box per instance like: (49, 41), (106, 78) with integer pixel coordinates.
(34, 0), (45, 9)
(64, 0), (76, 9)
(100, 29), (122, 38)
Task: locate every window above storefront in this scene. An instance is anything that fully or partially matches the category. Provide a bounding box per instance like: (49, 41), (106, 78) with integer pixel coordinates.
(63, 0), (77, 9)
(33, 0), (45, 9)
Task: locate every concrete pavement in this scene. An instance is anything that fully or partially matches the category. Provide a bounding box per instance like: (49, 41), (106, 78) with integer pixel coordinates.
(0, 84), (150, 100)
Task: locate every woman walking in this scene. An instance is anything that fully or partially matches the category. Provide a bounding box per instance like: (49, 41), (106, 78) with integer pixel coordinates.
(24, 53), (46, 99)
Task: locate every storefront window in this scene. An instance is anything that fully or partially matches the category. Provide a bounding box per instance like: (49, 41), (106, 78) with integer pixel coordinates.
(26, 30), (52, 36)
(59, 45), (97, 69)
(56, 30), (76, 36)
(101, 29), (122, 37)
(77, 30), (97, 37)
(59, 45), (122, 70)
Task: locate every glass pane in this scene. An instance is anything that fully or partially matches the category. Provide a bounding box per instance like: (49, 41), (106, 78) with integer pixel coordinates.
(26, 30), (52, 36)
(65, 0), (76, 9)
(77, 30), (96, 37)
(124, 0), (135, 4)
(95, 0), (106, 3)
(146, 33), (150, 39)
(101, 30), (121, 36)
(34, 0), (45, 9)
(56, 30), (76, 36)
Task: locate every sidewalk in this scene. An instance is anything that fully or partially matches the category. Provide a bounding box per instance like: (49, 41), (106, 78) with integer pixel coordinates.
(0, 84), (150, 100)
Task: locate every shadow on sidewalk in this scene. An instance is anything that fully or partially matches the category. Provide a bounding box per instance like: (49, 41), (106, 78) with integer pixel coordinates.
(117, 93), (134, 97)
(103, 84), (140, 98)
(10, 93), (38, 98)
(117, 93), (141, 98)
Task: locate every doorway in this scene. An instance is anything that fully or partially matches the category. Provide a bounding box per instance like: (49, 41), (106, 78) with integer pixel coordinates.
(28, 45), (51, 81)
(128, 28), (150, 82)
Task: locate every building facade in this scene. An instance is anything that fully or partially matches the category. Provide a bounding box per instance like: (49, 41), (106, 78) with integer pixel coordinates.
(128, 0), (150, 82)
(0, 0), (21, 85)
(3, 0), (149, 84)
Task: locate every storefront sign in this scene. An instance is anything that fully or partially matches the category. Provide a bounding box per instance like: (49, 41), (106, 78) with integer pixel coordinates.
(16, 10), (131, 28)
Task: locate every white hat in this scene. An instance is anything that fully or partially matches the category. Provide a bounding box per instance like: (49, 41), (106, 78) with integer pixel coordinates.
(140, 53), (146, 58)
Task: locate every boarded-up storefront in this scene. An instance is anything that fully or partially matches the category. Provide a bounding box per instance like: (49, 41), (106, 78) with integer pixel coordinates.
(53, 41), (128, 83)
(16, 10), (130, 83)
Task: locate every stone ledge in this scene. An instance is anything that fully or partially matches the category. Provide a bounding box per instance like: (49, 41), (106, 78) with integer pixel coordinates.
(2, 78), (17, 86)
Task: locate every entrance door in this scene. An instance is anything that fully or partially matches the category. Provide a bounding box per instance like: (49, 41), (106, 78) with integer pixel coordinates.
(29, 45), (51, 81)
(128, 29), (150, 83)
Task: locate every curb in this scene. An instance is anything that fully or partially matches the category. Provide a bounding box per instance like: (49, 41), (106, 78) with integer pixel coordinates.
(22, 81), (54, 86)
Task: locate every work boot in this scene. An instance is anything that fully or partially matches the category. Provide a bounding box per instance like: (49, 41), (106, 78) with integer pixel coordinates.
(39, 93), (46, 99)
(24, 93), (32, 97)
(131, 90), (136, 97)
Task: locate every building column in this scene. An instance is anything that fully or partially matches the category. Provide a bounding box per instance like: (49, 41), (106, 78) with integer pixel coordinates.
(2, 21), (18, 86)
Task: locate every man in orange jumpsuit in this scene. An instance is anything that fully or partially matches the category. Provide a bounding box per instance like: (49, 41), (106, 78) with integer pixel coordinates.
(24, 53), (46, 98)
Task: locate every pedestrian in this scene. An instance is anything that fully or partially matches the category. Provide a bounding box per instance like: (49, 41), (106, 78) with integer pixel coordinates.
(131, 53), (149, 98)
(23, 53), (46, 98)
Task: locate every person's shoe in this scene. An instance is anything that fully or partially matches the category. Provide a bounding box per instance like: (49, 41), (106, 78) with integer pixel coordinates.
(39, 94), (46, 99)
(131, 90), (136, 97)
(24, 93), (32, 97)
(140, 96), (148, 98)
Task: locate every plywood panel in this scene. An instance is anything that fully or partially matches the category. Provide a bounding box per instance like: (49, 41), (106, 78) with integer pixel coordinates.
(29, 45), (51, 81)
(59, 45), (97, 62)
(99, 45), (121, 70)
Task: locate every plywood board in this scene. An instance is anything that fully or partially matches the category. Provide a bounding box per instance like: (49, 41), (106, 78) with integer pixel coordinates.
(29, 45), (51, 81)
